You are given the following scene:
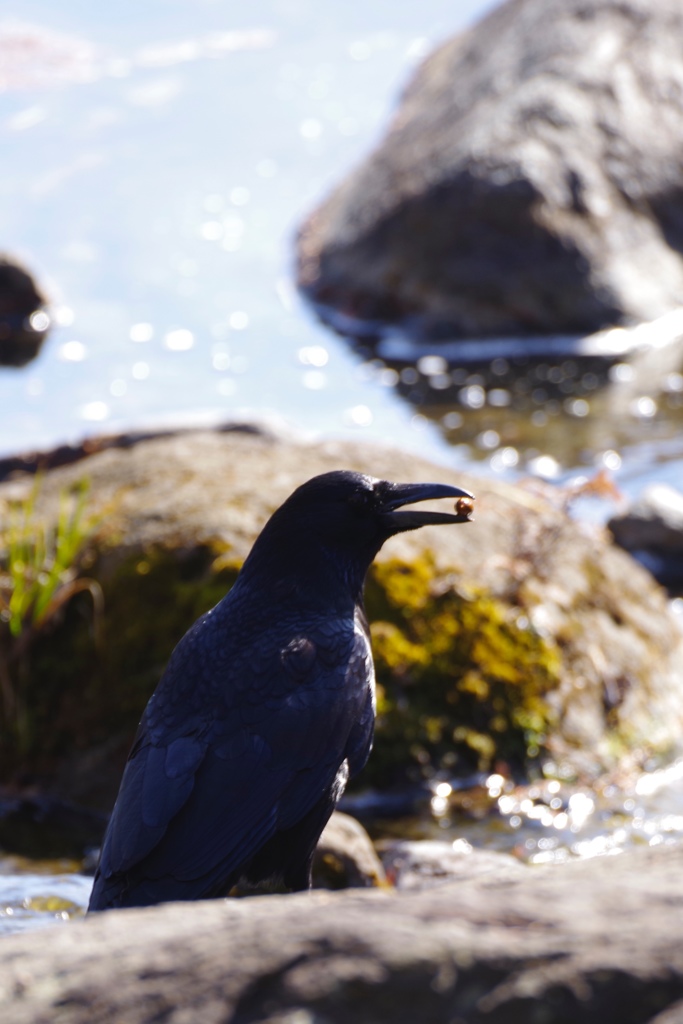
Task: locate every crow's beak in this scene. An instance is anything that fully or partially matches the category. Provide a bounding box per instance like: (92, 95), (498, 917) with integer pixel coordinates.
(379, 481), (475, 532)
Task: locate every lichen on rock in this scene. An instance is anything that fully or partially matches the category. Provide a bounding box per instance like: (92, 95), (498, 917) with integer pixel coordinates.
(365, 556), (561, 784)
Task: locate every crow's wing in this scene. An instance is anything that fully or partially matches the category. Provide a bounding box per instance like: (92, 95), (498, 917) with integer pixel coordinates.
(90, 608), (373, 907)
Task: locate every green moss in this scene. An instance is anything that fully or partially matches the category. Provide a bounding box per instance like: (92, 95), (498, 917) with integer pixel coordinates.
(0, 477), (103, 762)
(364, 556), (561, 786)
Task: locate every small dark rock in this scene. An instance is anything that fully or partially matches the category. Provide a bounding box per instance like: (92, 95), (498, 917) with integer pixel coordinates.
(609, 484), (683, 591)
(312, 811), (387, 889)
(0, 256), (50, 368)
(0, 791), (107, 860)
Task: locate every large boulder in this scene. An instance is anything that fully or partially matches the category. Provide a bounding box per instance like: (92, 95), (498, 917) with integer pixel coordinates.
(2, 843), (683, 1022)
(297, 0), (683, 345)
(0, 427), (682, 808)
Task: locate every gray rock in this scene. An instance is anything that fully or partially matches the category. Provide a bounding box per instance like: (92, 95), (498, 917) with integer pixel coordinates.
(2, 842), (683, 1022)
(297, 0), (683, 344)
(313, 811), (387, 889)
(610, 485), (683, 554)
(609, 484), (683, 589)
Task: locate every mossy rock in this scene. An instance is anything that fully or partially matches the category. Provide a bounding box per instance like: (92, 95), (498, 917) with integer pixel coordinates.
(1, 428), (682, 807)
(365, 556), (561, 785)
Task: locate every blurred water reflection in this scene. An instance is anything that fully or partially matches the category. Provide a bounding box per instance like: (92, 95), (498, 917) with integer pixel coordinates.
(0, 0), (496, 466)
(1, 0), (681, 506)
(369, 754), (683, 867)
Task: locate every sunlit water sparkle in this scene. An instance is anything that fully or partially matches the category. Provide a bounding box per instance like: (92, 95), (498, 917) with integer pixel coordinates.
(6, 757), (683, 934)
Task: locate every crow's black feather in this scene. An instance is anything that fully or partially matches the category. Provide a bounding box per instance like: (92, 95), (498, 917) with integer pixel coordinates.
(88, 470), (472, 910)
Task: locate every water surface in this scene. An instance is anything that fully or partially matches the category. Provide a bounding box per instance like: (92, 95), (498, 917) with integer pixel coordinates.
(2, 0), (682, 500)
(1, 0), (498, 462)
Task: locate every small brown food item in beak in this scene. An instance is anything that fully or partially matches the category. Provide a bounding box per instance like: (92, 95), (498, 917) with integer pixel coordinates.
(455, 497), (474, 520)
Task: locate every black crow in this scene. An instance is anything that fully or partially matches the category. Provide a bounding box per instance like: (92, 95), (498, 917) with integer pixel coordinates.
(88, 470), (473, 910)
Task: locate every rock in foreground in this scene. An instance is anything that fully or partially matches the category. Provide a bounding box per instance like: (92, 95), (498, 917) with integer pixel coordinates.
(2, 843), (683, 1022)
(298, 0), (683, 342)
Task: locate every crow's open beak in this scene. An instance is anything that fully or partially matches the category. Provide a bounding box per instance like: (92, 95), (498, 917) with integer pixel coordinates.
(379, 481), (475, 533)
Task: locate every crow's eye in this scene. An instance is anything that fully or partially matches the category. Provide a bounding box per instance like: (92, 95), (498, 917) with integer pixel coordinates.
(347, 490), (373, 512)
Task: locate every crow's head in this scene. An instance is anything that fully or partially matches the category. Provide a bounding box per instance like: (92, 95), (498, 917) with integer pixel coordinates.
(243, 471), (474, 597)
(281, 470), (473, 538)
